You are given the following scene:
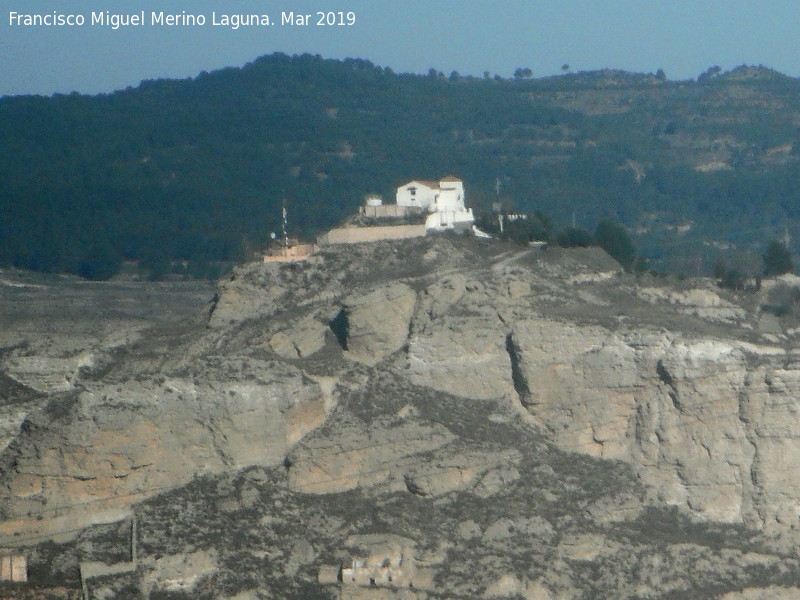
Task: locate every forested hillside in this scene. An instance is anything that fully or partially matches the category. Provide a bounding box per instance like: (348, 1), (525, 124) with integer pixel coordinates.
(3, 53), (800, 278)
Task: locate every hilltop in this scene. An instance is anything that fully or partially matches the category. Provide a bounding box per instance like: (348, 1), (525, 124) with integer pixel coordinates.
(5, 237), (800, 597)
(3, 54), (800, 278)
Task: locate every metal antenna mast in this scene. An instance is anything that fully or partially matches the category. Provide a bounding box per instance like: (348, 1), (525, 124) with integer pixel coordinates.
(282, 200), (289, 249)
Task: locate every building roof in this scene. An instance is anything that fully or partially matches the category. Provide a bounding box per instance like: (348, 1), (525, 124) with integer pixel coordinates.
(415, 180), (441, 189)
(400, 177), (462, 190)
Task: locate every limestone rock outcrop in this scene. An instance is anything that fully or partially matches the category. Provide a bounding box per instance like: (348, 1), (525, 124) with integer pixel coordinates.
(0, 358), (326, 536)
(8, 237), (800, 599)
(508, 316), (800, 532)
(172, 239), (800, 534)
(269, 314), (329, 358)
(341, 283), (417, 365)
(5, 354), (95, 394)
(406, 313), (515, 400)
(286, 414), (454, 495)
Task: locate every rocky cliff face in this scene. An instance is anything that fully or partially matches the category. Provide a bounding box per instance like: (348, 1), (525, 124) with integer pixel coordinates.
(4, 238), (800, 599)
(0, 358), (326, 532)
(510, 319), (798, 532)
(206, 237), (800, 541)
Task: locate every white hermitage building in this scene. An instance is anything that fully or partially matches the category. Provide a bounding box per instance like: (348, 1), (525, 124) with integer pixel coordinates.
(395, 176), (475, 232)
(323, 176), (477, 245)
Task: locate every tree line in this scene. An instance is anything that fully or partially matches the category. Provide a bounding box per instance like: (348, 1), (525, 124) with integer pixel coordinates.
(476, 211), (641, 272)
(2, 53), (800, 279)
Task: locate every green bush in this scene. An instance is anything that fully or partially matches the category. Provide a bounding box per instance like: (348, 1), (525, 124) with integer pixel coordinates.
(763, 240), (793, 276)
(556, 227), (593, 248)
(594, 220), (636, 270)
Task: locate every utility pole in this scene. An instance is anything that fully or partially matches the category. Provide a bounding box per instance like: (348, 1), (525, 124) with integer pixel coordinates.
(282, 200), (289, 249)
(495, 177), (504, 234)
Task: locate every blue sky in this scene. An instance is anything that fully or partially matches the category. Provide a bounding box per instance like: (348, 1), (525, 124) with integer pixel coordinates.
(3, 1), (800, 96)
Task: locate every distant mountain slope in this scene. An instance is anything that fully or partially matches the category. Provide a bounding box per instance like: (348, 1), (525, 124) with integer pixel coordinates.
(2, 53), (800, 278)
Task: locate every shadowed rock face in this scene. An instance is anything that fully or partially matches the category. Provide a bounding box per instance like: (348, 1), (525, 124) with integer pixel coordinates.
(6, 237), (800, 597)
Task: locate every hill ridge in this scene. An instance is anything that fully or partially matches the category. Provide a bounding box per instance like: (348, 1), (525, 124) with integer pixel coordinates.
(3, 53), (800, 280)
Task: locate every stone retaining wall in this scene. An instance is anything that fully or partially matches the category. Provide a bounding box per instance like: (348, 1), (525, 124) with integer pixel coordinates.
(318, 225), (427, 245)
